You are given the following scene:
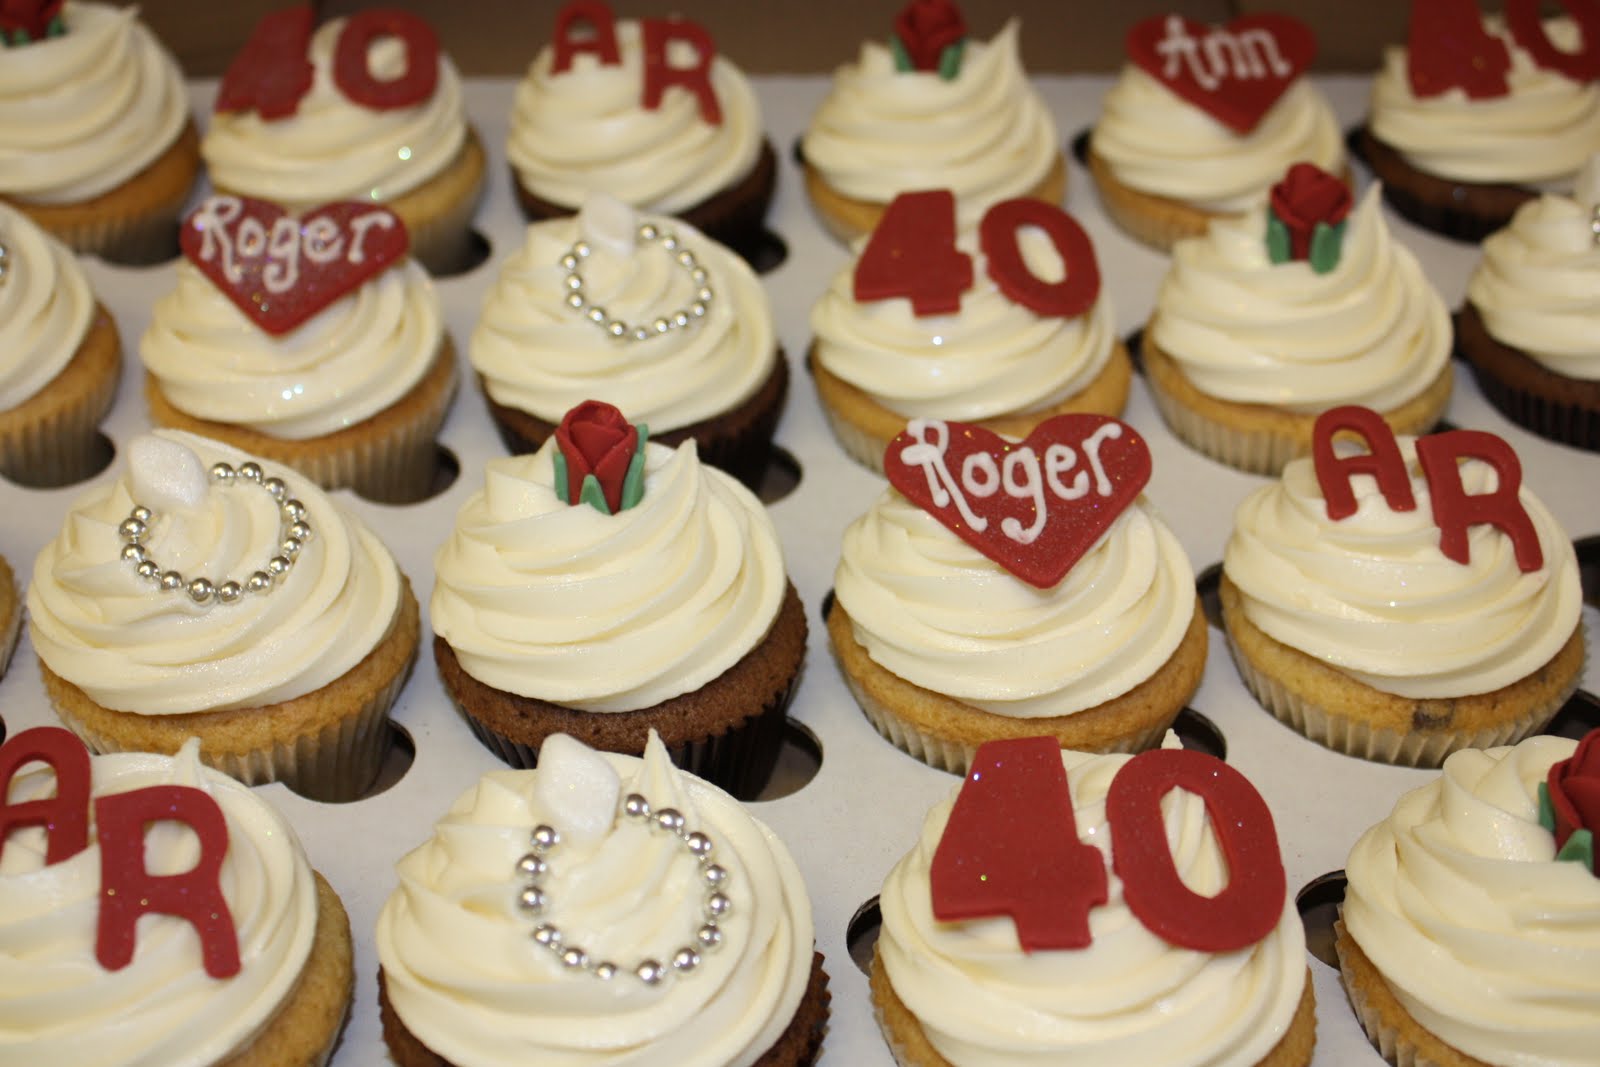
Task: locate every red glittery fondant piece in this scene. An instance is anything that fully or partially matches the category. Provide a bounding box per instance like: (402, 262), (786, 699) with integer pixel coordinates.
(1505, 0), (1600, 83)
(931, 737), (1107, 951)
(214, 5), (315, 119)
(1270, 163), (1352, 260)
(852, 190), (974, 316)
(1312, 406), (1418, 521)
(0, 726), (91, 867)
(0, 0), (63, 41)
(555, 401), (640, 513)
(1547, 728), (1600, 874)
(1416, 429), (1543, 572)
(884, 414), (1151, 589)
(980, 198), (1100, 318)
(1407, 0), (1511, 98)
(550, 0), (621, 73)
(641, 17), (721, 125)
(181, 195), (409, 336)
(332, 8), (439, 111)
(893, 0), (967, 72)
(1126, 13), (1315, 134)
(1108, 748), (1286, 952)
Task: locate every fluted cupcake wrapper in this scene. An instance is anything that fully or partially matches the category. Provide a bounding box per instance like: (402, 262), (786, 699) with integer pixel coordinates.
(0, 336), (119, 489)
(1146, 380), (1299, 476)
(1473, 368), (1600, 454)
(816, 400), (889, 474)
(1225, 634), (1578, 768)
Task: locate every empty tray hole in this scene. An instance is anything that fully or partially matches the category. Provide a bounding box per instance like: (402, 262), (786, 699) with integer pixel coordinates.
(1173, 707), (1226, 760)
(420, 228), (492, 277)
(754, 719), (824, 801)
(819, 587), (835, 625)
(4, 431), (115, 490)
(1123, 326), (1146, 375)
(1070, 127), (1092, 167)
(1576, 534), (1600, 607)
(1195, 562), (1223, 630)
(847, 895), (883, 976)
(288, 720), (415, 804)
(1295, 870), (1347, 968)
(1542, 689), (1600, 741)
(755, 445), (802, 505)
(734, 228), (789, 275)
(357, 444), (460, 506)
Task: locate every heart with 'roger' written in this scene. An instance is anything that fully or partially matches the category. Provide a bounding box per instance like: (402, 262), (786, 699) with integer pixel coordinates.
(179, 195), (410, 336)
(883, 414), (1152, 589)
(1126, 13), (1316, 135)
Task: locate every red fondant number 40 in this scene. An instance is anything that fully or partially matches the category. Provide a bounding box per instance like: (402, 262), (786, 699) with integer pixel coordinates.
(930, 737), (1286, 953)
(853, 191), (1101, 319)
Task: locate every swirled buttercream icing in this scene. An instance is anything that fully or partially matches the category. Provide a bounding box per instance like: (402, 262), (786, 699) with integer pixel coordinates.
(801, 20), (1058, 227)
(1343, 736), (1600, 1066)
(27, 430), (403, 713)
(834, 486), (1194, 717)
(878, 737), (1308, 1066)
(0, 3), (188, 205)
(507, 20), (763, 214)
(202, 18), (469, 205)
(0, 202), (93, 410)
(430, 435), (785, 711)
(1224, 437), (1582, 699)
(376, 732), (814, 1066)
(1149, 185), (1450, 412)
(1467, 192), (1600, 380)
(470, 214), (774, 432)
(1369, 16), (1600, 188)
(1093, 68), (1343, 214)
(0, 740), (320, 1067)
(810, 226), (1118, 420)
(141, 257), (444, 439)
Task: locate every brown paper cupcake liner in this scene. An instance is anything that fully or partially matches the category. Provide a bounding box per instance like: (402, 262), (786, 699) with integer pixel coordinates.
(0, 309), (121, 488)
(1355, 127), (1531, 244)
(1473, 371), (1600, 453)
(1224, 633), (1578, 768)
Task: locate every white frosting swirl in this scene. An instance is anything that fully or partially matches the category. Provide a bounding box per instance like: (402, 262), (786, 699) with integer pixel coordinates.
(1343, 736), (1600, 1066)
(835, 487), (1194, 716)
(1467, 192), (1600, 380)
(0, 3), (189, 204)
(507, 20), (763, 214)
(1369, 16), (1600, 187)
(878, 738), (1309, 1067)
(1224, 437), (1582, 699)
(430, 436), (785, 711)
(810, 226), (1118, 420)
(1093, 68), (1344, 214)
(0, 202), (94, 410)
(376, 734), (814, 1067)
(140, 257), (444, 439)
(1150, 185), (1451, 412)
(27, 430), (403, 713)
(0, 740), (319, 1067)
(801, 20), (1058, 227)
(470, 214), (774, 432)
(202, 17), (469, 205)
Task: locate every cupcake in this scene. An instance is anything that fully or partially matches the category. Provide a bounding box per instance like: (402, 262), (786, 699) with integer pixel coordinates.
(27, 431), (420, 801)
(829, 414), (1206, 774)
(0, 553), (18, 682)
(1222, 406), (1586, 767)
(1337, 730), (1600, 1066)
(1089, 12), (1344, 251)
(1143, 165), (1453, 475)
(203, 7), (485, 274)
(800, 1), (1064, 243)
(1456, 155), (1600, 452)
(471, 195), (785, 491)
(1361, 7), (1600, 241)
(873, 734), (1316, 1066)
(0, 202), (120, 488)
(142, 194), (457, 504)
(507, 3), (776, 256)
(0, 2), (200, 262)
(376, 730), (829, 1066)
(430, 401), (805, 800)
(810, 190), (1132, 472)
(0, 727), (354, 1065)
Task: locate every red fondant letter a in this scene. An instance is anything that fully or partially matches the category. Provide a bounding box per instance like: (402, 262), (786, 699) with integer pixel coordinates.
(1312, 406), (1416, 521)
(642, 17), (722, 124)
(95, 786), (241, 979)
(551, 0), (620, 73)
(0, 726), (90, 866)
(1415, 430), (1542, 572)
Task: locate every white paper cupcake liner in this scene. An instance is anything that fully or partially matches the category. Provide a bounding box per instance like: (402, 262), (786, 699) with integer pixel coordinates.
(1145, 378), (1298, 476)
(818, 401), (889, 474)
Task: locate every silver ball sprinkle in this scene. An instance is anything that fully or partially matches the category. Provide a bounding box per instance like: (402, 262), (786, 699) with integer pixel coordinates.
(606, 321), (627, 338)
(560, 253), (580, 271)
(652, 317), (671, 334)
(632, 326), (651, 342)
(672, 312), (690, 329)
(130, 506), (152, 523)
(238, 462), (264, 483)
(518, 886), (547, 913)
(247, 571), (274, 594)
(118, 518), (147, 541)
(660, 235), (679, 252)
(696, 924), (723, 951)
(637, 224), (658, 241)
(121, 543), (147, 564)
(686, 832), (714, 860)
(186, 578), (214, 604)
(136, 560), (161, 581)
(593, 962), (619, 981)
(267, 556), (291, 576)
(706, 892), (732, 919)
(566, 292), (585, 310)
(532, 924), (562, 948)
(531, 825), (561, 852)
(689, 302), (707, 318)
(572, 241), (591, 258)
(635, 959), (666, 985)
(702, 864), (728, 887)
(677, 251), (697, 269)
(671, 947), (700, 973)
(586, 306), (608, 324)
(564, 273), (583, 292)
(282, 499), (306, 522)
(159, 571), (184, 592)
(280, 538), (303, 559)
(623, 794), (651, 820)
(262, 476), (287, 500)
(209, 462), (235, 484)
(217, 581), (243, 604)
(561, 947), (589, 969)
(288, 521), (312, 543)
(655, 808), (686, 836)
(690, 268), (708, 285)
(517, 853), (549, 879)
(697, 287), (714, 304)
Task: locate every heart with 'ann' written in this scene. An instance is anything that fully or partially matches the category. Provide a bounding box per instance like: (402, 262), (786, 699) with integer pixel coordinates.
(884, 414), (1152, 589)
(1126, 13), (1316, 135)
(179, 195), (410, 336)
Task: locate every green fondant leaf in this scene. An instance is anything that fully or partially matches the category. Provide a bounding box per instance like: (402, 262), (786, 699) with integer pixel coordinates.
(619, 424), (650, 512)
(553, 451), (570, 505)
(937, 40), (966, 81)
(1309, 220), (1346, 275)
(1265, 214), (1291, 265)
(890, 36), (913, 72)
(1555, 828), (1594, 873)
(48, 15), (65, 37)
(578, 474), (612, 515)
(1539, 781), (1557, 834)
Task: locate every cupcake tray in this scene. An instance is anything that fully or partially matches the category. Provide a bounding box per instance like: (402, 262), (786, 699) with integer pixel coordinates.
(2, 74), (1597, 1066)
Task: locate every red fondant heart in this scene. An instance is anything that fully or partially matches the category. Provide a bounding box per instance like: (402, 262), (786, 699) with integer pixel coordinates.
(1126, 13), (1316, 135)
(179, 196), (409, 336)
(884, 415), (1152, 589)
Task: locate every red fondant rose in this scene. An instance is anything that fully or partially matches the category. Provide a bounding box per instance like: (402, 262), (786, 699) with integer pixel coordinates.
(1548, 729), (1600, 875)
(1270, 163), (1352, 260)
(556, 401), (640, 513)
(894, 0), (966, 72)
(1, 0), (62, 41)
